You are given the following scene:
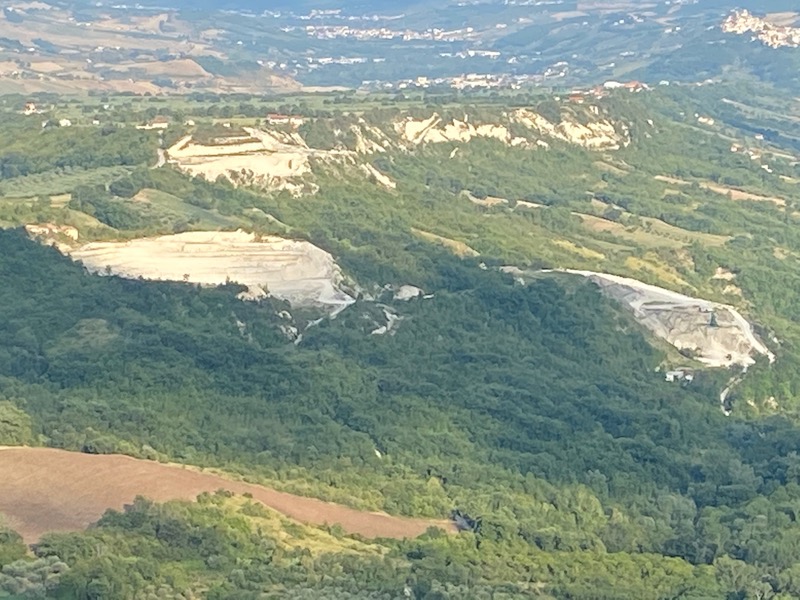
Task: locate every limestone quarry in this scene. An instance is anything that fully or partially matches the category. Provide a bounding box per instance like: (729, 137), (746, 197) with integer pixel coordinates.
(67, 230), (354, 311)
(557, 269), (774, 368)
(166, 128), (325, 195)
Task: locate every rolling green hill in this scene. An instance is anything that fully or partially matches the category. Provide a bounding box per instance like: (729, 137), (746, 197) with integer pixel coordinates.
(3, 81), (800, 598)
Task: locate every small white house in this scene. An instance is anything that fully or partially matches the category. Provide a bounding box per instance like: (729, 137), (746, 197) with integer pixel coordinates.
(665, 370), (694, 383)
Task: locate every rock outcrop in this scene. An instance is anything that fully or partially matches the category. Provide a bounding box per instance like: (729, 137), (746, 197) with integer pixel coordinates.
(394, 114), (522, 146)
(393, 110), (628, 151)
(558, 269), (774, 368)
(164, 107), (630, 195)
(68, 230), (354, 311)
(511, 109), (629, 150)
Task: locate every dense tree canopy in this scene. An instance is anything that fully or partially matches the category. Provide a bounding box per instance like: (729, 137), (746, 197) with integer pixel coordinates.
(3, 82), (800, 598)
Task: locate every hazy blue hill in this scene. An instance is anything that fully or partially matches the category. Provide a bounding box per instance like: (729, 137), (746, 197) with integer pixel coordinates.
(102, 0), (435, 12)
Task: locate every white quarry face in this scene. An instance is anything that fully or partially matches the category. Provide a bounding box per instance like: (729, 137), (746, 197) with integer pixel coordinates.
(67, 230), (354, 311)
(558, 269), (774, 369)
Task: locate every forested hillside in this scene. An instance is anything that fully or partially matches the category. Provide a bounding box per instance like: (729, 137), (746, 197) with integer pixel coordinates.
(1, 227), (800, 598)
(4, 82), (800, 598)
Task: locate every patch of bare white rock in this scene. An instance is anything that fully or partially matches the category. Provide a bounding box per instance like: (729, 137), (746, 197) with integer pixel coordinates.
(164, 109), (630, 195)
(393, 110), (629, 150)
(68, 230), (355, 311)
(556, 269), (774, 369)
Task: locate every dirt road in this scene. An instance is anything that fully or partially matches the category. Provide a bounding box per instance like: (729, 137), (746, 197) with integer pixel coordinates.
(0, 447), (455, 543)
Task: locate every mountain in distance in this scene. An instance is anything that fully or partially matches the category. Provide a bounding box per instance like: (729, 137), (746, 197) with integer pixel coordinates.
(3, 0), (800, 92)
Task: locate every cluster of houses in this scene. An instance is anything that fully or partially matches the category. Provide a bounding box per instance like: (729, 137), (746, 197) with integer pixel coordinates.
(722, 10), (800, 49)
(130, 113), (305, 131)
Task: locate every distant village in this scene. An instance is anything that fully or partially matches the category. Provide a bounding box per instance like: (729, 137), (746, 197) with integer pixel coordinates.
(370, 73), (655, 94)
(722, 10), (800, 49)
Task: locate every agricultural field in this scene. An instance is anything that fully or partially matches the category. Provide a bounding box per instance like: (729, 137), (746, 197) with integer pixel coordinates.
(0, 447), (451, 543)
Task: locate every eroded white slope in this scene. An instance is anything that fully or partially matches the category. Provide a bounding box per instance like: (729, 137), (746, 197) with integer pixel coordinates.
(393, 111), (629, 150)
(558, 269), (774, 368)
(68, 230), (354, 310)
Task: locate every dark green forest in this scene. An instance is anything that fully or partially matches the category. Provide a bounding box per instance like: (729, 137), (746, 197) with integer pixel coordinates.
(4, 83), (800, 598)
(2, 228), (800, 598)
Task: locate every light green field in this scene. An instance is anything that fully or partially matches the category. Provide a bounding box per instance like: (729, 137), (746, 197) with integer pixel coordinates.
(0, 166), (133, 197)
(132, 188), (246, 230)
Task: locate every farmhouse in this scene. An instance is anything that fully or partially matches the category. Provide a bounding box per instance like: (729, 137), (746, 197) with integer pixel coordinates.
(137, 115), (170, 130)
(266, 113), (305, 127)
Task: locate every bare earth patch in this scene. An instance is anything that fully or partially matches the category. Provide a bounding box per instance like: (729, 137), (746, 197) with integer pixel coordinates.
(0, 447), (455, 543)
(654, 175), (690, 186)
(66, 230), (354, 311)
(558, 269), (774, 368)
(464, 191), (507, 207)
(107, 58), (211, 78)
(166, 128), (352, 194)
(700, 182), (786, 207)
(411, 228), (479, 257)
(28, 61), (63, 74)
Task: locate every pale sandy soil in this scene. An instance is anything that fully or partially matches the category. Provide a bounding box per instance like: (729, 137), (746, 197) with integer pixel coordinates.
(700, 182), (786, 206)
(514, 200), (545, 209)
(655, 176), (786, 206)
(712, 267), (737, 281)
(67, 230), (354, 310)
(558, 269), (774, 368)
(654, 175), (690, 185)
(28, 61), (63, 73)
(0, 447), (455, 543)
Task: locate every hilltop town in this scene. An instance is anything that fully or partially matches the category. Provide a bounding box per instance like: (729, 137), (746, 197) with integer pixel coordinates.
(721, 9), (800, 48)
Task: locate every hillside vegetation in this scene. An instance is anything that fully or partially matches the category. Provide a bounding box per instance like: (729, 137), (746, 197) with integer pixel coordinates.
(4, 82), (800, 598)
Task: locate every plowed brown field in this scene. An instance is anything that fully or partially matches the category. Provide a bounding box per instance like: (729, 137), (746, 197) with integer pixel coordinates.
(0, 447), (455, 543)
